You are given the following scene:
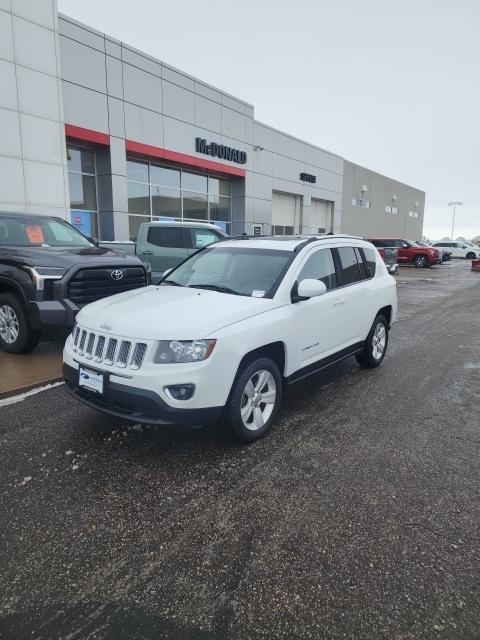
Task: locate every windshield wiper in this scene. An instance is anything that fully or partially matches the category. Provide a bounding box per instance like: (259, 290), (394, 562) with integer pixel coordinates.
(162, 280), (184, 287)
(188, 283), (247, 296)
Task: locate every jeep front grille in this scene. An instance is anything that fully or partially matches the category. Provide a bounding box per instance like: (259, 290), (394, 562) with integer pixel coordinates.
(72, 326), (147, 370)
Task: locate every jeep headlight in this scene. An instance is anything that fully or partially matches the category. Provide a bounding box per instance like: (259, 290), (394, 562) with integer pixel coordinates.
(154, 339), (216, 363)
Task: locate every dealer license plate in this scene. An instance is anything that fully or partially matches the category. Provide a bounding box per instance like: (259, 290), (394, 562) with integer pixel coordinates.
(79, 367), (104, 394)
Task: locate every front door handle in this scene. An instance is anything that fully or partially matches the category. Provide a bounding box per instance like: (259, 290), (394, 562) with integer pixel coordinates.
(142, 251), (154, 255)
(333, 297), (345, 306)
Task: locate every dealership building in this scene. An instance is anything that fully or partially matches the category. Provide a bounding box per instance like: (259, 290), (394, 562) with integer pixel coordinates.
(0, 1), (425, 242)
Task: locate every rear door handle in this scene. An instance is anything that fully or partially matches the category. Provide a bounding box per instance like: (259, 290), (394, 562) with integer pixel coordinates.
(333, 297), (345, 306)
(142, 251), (154, 255)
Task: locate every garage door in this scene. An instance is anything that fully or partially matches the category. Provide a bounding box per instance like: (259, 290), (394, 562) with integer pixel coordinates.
(311, 199), (331, 233)
(272, 192), (300, 234)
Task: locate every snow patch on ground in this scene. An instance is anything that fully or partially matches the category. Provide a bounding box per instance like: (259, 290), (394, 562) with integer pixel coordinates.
(0, 382), (65, 407)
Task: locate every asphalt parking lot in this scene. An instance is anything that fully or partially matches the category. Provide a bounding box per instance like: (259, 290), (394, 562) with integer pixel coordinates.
(1, 260), (480, 639)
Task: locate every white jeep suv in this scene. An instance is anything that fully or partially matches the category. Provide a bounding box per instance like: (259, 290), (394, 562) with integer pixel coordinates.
(63, 235), (397, 441)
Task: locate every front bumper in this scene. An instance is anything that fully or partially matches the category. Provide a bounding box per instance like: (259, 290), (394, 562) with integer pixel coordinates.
(63, 363), (223, 426)
(29, 299), (79, 328)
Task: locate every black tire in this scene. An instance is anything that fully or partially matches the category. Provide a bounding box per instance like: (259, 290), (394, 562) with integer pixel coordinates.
(466, 252), (476, 260)
(355, 315), (389, 369)
(413, 255), (428, 268)
(224, 357), (283, 442)
(0, 293), (41, 354)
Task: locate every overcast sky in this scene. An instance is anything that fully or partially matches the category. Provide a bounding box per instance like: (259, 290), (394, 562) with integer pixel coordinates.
(59, 0), (479, 240)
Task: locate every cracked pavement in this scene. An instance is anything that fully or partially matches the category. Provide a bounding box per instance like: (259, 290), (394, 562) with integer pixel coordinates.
(0, 260), (479, 639)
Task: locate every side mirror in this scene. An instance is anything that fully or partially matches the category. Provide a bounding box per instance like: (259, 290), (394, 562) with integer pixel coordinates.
(88, 236), (99, 246)
(293, 279), (327, 302)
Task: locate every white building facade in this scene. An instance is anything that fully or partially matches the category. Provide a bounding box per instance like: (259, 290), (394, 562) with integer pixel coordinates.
(0, 0), (425, 242)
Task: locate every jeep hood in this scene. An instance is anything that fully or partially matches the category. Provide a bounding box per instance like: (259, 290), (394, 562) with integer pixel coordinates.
(76, 285), (277, 339)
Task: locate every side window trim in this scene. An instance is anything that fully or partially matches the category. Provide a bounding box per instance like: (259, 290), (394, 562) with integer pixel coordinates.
(184, 227), (194, 249)
(354, 247), (366, 280)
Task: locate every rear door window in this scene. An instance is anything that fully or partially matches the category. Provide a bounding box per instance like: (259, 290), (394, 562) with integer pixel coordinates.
(361, 247), (377, 278)
(336, 246), (363, 285)
(147, 226), (186, 248)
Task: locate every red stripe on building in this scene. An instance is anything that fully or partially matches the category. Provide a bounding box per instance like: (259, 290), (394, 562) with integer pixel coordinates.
(65, 124), (110, 146)
(125, 140), (246, 178)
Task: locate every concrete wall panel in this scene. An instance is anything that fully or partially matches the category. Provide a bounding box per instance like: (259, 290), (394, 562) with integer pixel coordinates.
(13, 0), (54, 29)
(163, 116), (194, 155)
(0, 157), (24, 205)
(59, 16), (104, 52)
(24, 161), (65, 206)
(0, 59), (18, 110)
(124, 102), (163, 148)
(0, 10), (14, 61)
(107, 96), (125, 138)
(62, 81), (108, 132)
(163, 64), (195, 91)
(194, 94), (221, 133)
(106, 55), (123, 99)
(13, 16), (57, 76)
(16, 65), (60, 120)
(20, 113), (63, 164)
(0, 108), (21, 157)
(162, 80), (194, 124)
(60, 35), (107, 93)
(222, 107), (246, 141)
(121, 46), (161, 77)
(123, 64), (162, 111)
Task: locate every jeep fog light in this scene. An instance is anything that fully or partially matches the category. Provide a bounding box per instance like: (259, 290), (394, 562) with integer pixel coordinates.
(165, 384), (195, 400)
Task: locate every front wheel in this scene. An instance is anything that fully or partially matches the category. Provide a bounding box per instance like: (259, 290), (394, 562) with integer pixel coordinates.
(0, 293), (41, 354)
(224, 357), (283, 442)
(466, 252), (476, 260)
(356, 315), (389, 369)
(414, 255), (428, 268)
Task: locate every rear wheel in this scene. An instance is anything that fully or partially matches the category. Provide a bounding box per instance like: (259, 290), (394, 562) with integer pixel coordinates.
(355, 315), (389, 369)
(224, 357), (283, 442)
(0, 293), (41, 354)
(414, 255), (428, 268)
(466, 251), (476, 260)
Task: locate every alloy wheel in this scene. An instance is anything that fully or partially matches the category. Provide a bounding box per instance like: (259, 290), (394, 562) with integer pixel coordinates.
(0, 304), (20, 344)
(240, 369), (277, 430)
(372, 323), (386, 360)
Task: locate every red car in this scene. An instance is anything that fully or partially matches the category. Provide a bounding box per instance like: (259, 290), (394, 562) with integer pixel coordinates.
(368, 238), (440, 268)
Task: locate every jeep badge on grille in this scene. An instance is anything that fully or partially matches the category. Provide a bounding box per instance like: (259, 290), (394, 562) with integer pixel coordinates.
(110, 269), (124, 280)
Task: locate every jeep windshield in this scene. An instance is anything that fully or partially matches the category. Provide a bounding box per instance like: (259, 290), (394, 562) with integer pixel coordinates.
(163, 246), (292, 298)
(0, 216), (93, 248)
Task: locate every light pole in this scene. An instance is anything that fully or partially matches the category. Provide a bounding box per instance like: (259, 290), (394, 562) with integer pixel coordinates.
(448, 201), (463, 240)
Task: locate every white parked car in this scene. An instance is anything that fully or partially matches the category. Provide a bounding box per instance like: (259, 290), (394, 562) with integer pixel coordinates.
(432, 241), (480, 259)
(63, 235), (397, 441)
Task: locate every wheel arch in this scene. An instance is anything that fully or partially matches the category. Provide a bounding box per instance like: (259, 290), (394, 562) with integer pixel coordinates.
(377, 305), (392, 327)
(0, 277), (29, 307)
(236, 341), (287, 378)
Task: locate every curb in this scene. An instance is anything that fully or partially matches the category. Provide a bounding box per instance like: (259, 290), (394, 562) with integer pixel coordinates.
(0, 375), (64, 401)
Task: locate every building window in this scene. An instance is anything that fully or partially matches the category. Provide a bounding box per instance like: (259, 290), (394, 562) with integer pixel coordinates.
(273, 225), (294, 235)
(385, 205), (398, 214)
(127, 159), (231, 240)
(67, 145), (98, 239)
(409, 210), (419, 218)
(352, 197), (371, 209)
